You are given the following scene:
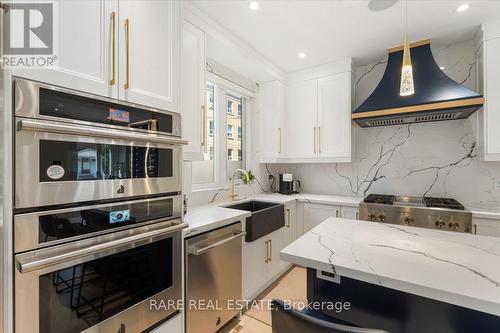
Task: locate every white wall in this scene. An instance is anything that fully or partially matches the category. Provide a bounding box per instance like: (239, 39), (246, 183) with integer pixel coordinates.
(269, 40), (500, 211)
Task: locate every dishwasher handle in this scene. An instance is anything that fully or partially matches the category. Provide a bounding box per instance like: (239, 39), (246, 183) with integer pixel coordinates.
(190, 231), (246, 256)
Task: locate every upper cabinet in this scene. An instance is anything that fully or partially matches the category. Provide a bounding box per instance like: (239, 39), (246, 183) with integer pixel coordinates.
(182, 20), (206, 160)
(258, 80), (286, 163)
(118, 0), (180, 111)
(477, 20), (500, 161)
(284, 60), (353, 163)
(11, 0), (118, 98)
(11, 0), (181, 112)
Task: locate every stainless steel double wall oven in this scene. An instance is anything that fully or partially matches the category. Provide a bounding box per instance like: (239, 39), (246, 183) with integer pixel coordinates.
(13, 78), (187, 333)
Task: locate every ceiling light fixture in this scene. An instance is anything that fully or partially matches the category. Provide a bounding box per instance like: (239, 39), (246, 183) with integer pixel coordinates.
(400, 0), (415, 97)
(249, 1), (259, 10)
(456, 4), (470, 12)
(439, 66), (446, 70)
(298, 52), (306, 59)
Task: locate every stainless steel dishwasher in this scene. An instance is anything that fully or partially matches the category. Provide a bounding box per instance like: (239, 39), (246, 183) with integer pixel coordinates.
(186, 222), (246, 333)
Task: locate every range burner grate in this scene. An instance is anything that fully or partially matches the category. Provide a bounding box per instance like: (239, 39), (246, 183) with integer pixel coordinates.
(364, 194), (396, 205)
(423, 197), (465, 210)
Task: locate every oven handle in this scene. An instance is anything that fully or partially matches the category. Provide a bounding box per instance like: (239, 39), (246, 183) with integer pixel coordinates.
(17, 118), (188, 146)
(17, 222), (188, 274)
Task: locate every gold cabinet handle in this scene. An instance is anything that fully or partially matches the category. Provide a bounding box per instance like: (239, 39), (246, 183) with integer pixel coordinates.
(265, 240), (269, 263)
(124, 18), (130, 89)
(201, 105), (206, 146)
(473, 224), (477, 234)
(286, 208), (290, 228)
(278, 128), (282, 154)
(318, 126), (321, 154)
(313, 127), (317, 153)
(269, 239), (272, 261)
(110, 11), (116, 85)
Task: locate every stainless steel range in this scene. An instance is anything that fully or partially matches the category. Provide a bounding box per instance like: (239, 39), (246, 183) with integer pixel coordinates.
(359, 194), (472, 233)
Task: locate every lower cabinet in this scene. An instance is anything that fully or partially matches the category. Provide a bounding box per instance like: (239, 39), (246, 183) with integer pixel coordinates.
(473, 218), (500, 237)
(151, 313), (183, 333)
(340, 206), (359, 220)
(242, 227), (287, 300)
(303, 203), (340, 233)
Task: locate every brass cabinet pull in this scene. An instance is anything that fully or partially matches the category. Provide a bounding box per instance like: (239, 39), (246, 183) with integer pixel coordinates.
(318, 126), (321, 154)
(265, 240), (269, 263)
(201, 105), (206, 146)
(313, 127), (317, 153)
(110, 12), (116, 85)
(286, 208), (290, 227)
(269, 239), (272, 261)
(278, 128), (282, 154)
(124, 18), (130, 89)
(473, 224), (477, 234)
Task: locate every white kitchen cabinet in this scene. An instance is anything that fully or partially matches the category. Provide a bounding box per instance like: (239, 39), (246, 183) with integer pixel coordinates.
(242, 236), (268, 299)
(182, 20), (206, 160)
(317, 72), (352, 161)
(340, 206), (359, 220)
(119, 0), (180, 111)
(12, 0), (118, 98)
(284, 202), (297, 246)
(285, 80), (318, 159)
(150, 313), (183, 333)
(473, 218), (500, 237)
(242, 227), (288, 300)
(283, 60), (352, 163)
(258, 81), (286, 162)
(303, 203), (340, 233)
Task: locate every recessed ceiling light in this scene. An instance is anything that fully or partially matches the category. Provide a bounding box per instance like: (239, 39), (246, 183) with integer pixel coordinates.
(439, 66), (446, 70)
(249, 1), (259, 10)
(456, 4), (470, 12)
(298, 52), (306, 59)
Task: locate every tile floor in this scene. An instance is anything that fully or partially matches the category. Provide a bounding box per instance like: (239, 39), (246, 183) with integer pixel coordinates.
(218, 266), (307, 333)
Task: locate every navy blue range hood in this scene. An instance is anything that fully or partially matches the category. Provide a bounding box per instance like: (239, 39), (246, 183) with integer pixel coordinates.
(352, 39), (484, 127)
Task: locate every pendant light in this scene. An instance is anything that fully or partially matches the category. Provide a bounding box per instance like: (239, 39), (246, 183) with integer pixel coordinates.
(400, 0), (415, 96)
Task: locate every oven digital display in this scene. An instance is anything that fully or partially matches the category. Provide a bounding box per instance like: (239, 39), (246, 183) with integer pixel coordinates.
(109, 209), (130, 224)
(107, 108), (130, 122)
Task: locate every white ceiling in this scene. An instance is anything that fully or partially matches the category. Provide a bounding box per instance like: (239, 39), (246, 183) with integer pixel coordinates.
(189, 0), (500, 74)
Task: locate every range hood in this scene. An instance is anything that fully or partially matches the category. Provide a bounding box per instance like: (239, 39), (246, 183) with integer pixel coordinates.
(352, 39), (484, 127)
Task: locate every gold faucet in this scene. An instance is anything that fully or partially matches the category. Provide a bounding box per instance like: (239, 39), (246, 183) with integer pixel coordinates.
(229, 168), (250, 201)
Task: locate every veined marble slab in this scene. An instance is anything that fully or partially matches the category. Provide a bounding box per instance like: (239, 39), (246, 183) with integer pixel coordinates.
(281, 217), (500, 316)
(184, 206), (250, 238)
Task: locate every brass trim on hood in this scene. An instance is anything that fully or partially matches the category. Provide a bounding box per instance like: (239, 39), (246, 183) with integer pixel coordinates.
(388, 38), (431, 53)
(352, 97), (485, 120)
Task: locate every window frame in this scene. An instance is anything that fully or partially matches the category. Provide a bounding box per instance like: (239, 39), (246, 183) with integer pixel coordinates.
(192, 75), (253, 191)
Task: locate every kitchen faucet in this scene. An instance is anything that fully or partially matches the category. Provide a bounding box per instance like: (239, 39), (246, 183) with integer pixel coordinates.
(229, 168), (250, 201)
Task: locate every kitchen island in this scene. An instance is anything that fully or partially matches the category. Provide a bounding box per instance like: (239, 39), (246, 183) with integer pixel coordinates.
(280, 217), (500, 332)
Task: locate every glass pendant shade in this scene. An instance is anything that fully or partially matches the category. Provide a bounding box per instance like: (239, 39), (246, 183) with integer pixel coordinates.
(400, 33), (415, 96)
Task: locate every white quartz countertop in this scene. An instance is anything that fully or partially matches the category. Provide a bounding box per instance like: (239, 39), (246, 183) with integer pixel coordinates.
(281, 217), (500, 316)
(184, 206), (250, 238)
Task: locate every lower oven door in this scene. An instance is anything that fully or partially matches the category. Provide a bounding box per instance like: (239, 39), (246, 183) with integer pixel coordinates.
(15, 220), (185, 333)
(15, 117), (184, 210)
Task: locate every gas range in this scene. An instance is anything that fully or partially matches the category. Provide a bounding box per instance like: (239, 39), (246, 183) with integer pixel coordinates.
(359, 194), (472, 233)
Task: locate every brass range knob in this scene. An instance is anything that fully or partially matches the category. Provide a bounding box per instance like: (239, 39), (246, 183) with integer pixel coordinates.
(378, 214), (386, 222)
(404, 216), (415, 225)
(368, 213), (377, 221)
(435, 219), (446, 228)
(449, 220), (460, 231)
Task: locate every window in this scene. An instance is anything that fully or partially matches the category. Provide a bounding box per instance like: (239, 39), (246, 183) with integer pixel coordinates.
(192, 82), (247, 188)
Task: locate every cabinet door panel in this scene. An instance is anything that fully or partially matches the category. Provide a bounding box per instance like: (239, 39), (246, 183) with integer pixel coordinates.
(119, 0), (180, 111)
(242, 237), (268, 299)
(286, 80), (318, 158)
(473, 218), (500, 237)
(268, 228), (286, 280)
(485, 38), (500, 156)
(318, 72), (351, 160)
(182, 20), (206, 160)
(259, 81), (285, 161)
(303, 203), (339, 233)
(340, 206), (359, 220)
(12, 0), (117, 98)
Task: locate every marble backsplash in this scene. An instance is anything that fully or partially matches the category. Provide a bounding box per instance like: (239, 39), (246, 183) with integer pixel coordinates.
(269, 39), (500, 211)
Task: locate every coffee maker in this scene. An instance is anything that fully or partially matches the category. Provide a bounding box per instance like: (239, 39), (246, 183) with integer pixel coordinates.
(279, 173), (293, 195)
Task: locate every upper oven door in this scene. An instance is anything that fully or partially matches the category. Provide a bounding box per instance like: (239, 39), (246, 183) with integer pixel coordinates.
(15, 117), (184, 210)
(14, 78), (182, 137)
(15, 220), (186, 333)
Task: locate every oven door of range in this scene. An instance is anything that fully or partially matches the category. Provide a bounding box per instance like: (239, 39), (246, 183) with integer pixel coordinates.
(15, 117), (185, 209)
(14, 220), (186, 333)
